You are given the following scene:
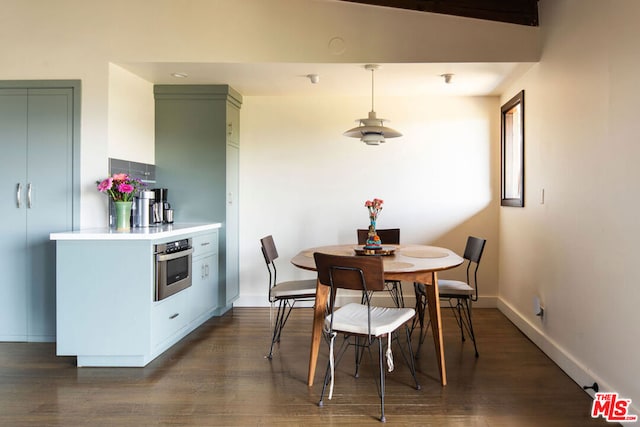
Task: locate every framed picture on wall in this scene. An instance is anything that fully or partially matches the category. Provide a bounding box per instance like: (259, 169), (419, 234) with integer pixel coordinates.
(501, 90), (525, 207)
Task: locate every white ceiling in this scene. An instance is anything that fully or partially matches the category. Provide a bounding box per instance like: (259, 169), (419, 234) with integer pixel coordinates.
(118, 62), (535, 97)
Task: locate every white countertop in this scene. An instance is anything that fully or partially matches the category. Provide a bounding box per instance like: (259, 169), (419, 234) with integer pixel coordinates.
(50, 223), (222, 241)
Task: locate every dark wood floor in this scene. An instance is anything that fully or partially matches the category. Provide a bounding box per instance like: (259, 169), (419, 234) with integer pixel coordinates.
(0, 308), (613, 426)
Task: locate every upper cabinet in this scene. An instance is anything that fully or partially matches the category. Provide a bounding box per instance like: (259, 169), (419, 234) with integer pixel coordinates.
(226, 102), (240, 146)
(154, 85), (242, 311)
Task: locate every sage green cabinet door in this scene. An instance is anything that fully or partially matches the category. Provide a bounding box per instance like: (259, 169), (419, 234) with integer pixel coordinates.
(226, 103), (240, 146)
(226, 143), (239, 304)
(155, 85), (242, 312)
(26, 89), (74, 339)
(191, 254), (219, 321)
(0, 89), (28, 340)
(0, 88), (74, 341)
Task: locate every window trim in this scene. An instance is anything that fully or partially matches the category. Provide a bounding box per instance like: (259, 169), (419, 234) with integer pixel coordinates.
(501, 90), (525, 207)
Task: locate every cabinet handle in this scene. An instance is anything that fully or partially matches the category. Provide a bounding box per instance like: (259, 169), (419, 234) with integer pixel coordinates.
(200, 242), (210, 247)
(156, 248), (194, 262)
(27, 183), (32, 208)
(205, 264), (209, 277)
(16, 183), (22, 208)
(169, 313), (179, 319)
(201, 264), (205, 279)
(227, 122), (233, 136)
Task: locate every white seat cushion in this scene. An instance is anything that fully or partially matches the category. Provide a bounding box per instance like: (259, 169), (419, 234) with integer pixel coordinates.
(272, 279), (317, 298)
(325, 303), (415, 337)
(438, 279), (473, 297)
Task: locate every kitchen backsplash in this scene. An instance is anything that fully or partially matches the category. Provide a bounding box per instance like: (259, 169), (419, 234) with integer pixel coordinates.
(108, 158), (156, 227)
(109, 158), (156, 184)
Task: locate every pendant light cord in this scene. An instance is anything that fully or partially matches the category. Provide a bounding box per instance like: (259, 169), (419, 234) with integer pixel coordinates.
(343, 63), (402, 141)
(370, 67), (375, 112)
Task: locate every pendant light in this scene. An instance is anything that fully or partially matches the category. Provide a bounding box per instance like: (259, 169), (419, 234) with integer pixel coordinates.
(344, 64), (402, 145)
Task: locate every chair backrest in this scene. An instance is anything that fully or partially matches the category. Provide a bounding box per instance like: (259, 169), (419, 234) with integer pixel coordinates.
(260, 235), (279, 299)
(260, 235), (278, 264)
(463, 236), (485, 264)
(314, 253), (385, 293)
(356, 228), (400, 245)
(314, 253), (385, 334)
(463, 236), (486, 301)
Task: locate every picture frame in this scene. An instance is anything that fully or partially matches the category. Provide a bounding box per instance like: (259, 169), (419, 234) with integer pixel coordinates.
(501, 90), (525, 207)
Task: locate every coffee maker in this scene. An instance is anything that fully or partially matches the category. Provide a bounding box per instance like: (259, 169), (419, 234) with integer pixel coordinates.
(132, 190), (155, 227)
(152, 188), (172, 224)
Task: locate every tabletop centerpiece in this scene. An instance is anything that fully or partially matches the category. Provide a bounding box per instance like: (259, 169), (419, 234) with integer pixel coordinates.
(97, 173), (145, 231)
(355, 197), (395, 255)
(364, 198), (384, 249)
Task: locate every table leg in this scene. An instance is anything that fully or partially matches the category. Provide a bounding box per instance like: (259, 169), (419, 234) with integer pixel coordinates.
(308, 279), (329, 387)
(425, 271), (447, 386)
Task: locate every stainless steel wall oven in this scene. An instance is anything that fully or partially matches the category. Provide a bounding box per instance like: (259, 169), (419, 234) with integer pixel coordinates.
(154, 238), (193, 301)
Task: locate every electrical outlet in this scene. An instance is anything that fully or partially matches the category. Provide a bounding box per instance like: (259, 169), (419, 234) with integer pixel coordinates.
(534, 296), (545, 318)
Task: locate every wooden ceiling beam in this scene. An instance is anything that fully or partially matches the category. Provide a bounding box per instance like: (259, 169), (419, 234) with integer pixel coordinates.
(339, 0), (539, 26)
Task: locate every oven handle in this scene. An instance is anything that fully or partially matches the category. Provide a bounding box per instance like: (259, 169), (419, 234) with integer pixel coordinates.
(156, 248), (194, 262)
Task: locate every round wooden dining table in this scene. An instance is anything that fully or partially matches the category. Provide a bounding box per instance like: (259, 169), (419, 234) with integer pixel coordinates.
(290, 244), (464, 387)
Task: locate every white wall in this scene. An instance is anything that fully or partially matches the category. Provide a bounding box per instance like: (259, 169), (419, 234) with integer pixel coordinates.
(107, 64), (155, 164)
(499, 0), (640, 413)
(238, 94), (500, 306)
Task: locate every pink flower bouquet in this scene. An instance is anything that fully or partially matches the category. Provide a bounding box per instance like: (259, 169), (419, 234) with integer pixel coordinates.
(97, 173), (144, 202)
(365, 198), (384, 221)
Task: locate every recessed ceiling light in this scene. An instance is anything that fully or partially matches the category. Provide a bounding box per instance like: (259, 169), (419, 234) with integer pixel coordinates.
(171, 72), (188, 78)
(440, 73), (454, 84)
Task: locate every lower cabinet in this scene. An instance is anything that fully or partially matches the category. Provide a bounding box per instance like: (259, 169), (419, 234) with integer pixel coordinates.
(191, 254), (219, 321)
(151, 289), (189, 351)
(54, 226), (220, 367)
(190, 231), (219, 323)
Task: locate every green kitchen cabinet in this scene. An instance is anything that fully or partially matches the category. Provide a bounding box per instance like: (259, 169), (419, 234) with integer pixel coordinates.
(0, 83), (78, 342)
(190, 231), (219, 322)
(154, 85), (241, 313)
(53, 225), (221, 366)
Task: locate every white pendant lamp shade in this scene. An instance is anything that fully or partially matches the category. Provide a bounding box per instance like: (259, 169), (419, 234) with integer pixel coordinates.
(344, 64), (402, 145)
(344, 111), (402, 145)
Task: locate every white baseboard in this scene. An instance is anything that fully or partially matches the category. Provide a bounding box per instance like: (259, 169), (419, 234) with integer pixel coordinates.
(497, 298), (640, 418)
